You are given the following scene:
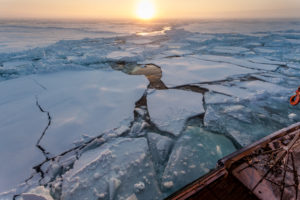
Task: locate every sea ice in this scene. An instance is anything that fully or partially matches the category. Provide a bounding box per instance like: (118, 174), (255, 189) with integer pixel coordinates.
(147, 132), (173, 165)
(161, 125), (236, 193)
(61, 138), (162, 200)
(211, 46), (250, 54)
(194, 55), (279, 71)
(0, 78), (45, 192)
(106, 51), (136, 60)
(1, 19), (300, 199)
(34, 70), (148, 155)
(0, 20), (156, 53)
(149, 56), (255, 87)
(147, 89), (205, 136)
(247, 57), (285, 65)
(0, 69), (147, 192)
(204, 96), (300, 146)
(180, 20), (300, 34)
(19, 186), (54, 200)
(199, 79), (290, 101)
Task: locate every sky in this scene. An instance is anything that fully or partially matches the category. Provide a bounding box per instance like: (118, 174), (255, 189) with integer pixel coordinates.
(1, 0), (300, 19)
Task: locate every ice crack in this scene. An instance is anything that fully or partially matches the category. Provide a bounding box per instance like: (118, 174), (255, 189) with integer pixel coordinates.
(35, 97), (52, 159)
(30, 77), (47, 90)
(195, 57), (269, 72)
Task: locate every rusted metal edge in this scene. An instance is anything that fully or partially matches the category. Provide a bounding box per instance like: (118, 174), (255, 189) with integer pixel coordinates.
(165, 167), (227, 200)
(219, 122), (300, 169)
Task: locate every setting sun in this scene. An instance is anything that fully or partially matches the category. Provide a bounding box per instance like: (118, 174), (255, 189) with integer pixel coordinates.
(136, 0), (155, 20)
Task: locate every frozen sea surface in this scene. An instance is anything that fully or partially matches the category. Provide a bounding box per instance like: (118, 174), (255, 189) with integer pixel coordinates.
(0, 70), (147, 193)
(0, 19), (300, 199)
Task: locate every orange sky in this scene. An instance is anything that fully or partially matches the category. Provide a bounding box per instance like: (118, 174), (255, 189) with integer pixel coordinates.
(0, 0), (300, 19)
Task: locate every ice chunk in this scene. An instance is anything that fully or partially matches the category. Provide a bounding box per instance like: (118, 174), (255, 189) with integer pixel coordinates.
(158, 49), (192, 58)
(61, 138), (162, 200)
(161, 126), (236, 194)
(106, 51), (136, 60)
(129, 121), (149, 137)
(162, 181), (174, 189)
(134, 182), (145, 193)
(147, 89), (205, 136)
(288, 113), (297, 120)
(147, 132), (173, 165)
(126, 194), (138, 200)
(20, 186), (54, 200)
(149, 56), (255, 87)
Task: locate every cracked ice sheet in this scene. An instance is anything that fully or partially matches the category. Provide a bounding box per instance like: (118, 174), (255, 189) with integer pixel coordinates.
(33, 70), (148, 155)
(204, 95), (300, 147)
(147, 56), (256, 87)
(198, 80), (291, 101)
(147, 89), (204, 136)
(193, 55), (279, 71)
(0, 78), (46, 193)
(203, 100), (300, 147)
(200, 80), (297, 146)
(61, 137), (162, 200)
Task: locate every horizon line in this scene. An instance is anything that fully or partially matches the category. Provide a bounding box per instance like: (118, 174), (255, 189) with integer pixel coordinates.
(1, 16), (300, 21)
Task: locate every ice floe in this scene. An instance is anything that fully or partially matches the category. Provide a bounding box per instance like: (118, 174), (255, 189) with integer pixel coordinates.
(34, 70), (148, 155)
(149, 56), (255, 87)
(147, 89), (205, 136)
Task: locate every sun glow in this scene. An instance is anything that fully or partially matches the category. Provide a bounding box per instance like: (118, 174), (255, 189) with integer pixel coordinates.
(136, 0), (155, 20)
